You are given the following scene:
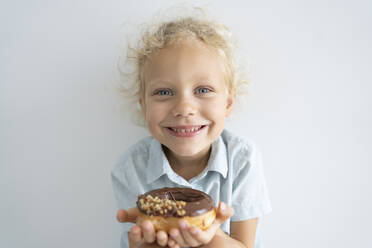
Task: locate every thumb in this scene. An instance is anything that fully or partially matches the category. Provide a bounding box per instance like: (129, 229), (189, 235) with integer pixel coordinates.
(116, 207), (139, 223)
(215, 202), (234, 225)
(193, 202), (234, 243)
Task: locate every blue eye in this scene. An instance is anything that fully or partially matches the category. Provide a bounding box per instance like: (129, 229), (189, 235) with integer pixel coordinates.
(196, 87), (211, 94)
(155, 89), (173, 96)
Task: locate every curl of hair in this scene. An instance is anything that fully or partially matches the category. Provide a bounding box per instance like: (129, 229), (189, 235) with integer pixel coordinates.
(115, 5), (250, 126)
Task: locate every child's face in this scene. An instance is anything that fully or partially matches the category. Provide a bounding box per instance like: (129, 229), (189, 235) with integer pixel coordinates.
(141, 39), (234, 160)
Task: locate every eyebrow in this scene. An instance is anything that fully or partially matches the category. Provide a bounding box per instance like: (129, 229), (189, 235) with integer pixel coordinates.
(146, 79), (173, 89)
(148, 75), (213, 84)
(148, 78), (172, 84)
(191, 74), (213, 81)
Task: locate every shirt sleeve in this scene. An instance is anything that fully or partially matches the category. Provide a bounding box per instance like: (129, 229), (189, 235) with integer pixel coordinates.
(111, 158), (138, 248)
(231, 142), (272, 221)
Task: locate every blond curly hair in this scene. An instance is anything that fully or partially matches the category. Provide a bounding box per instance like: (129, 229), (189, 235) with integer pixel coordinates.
(116, 6), (249, 126)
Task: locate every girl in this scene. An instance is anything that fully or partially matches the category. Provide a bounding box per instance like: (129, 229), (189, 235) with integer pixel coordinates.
(111, 8), (271, 248)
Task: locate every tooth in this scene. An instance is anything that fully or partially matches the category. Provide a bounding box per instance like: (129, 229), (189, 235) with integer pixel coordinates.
(171, 127), (204, 132)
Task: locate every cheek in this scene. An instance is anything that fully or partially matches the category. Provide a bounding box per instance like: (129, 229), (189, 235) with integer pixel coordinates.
(202, 98), (228, 118)
(144, 102), (167, 125)
(208, 108), (227, 123)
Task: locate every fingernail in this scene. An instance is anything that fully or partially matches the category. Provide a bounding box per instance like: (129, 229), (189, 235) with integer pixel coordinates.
(171, 229), (179, 237)
(220, 202), (226, 211)
(180, 222), (186, 229)
(190, 228), (197, 234)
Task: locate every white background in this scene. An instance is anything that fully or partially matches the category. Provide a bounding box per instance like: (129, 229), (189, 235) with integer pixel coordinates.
(1, 0), (371, 247)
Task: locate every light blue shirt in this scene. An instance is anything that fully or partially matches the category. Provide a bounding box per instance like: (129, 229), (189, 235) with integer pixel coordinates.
(111, 129), (272, 248)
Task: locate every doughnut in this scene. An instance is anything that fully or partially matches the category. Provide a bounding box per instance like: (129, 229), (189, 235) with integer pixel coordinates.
(136, 187), (216, 232)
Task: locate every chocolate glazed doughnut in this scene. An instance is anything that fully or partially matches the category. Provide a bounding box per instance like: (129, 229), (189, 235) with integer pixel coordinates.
(136, 187), (216, 232)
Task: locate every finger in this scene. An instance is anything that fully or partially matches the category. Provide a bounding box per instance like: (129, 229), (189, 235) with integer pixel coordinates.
(141, 220), (156, 243)
(129, 225), (142, 244)
(188, 225), (213, 244)
(117, 207), (139, 223)
(169, 228), (186, 247)
(168, 236), (179, 248)
(168, 239), (180, 248)
(179, 220), (200, 247)
(168, 237), (176, 247)
(215, 202), (234, 225)
(188, 203), (233, 244)
(156, 230), (168, 247)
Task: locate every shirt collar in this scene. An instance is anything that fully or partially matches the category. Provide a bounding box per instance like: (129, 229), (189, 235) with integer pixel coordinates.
(203, 135), (228, 179)
(146, 135), (228, 184)
(146, 138), (170, 184)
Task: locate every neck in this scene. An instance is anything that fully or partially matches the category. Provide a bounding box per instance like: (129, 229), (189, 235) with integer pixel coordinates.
(163, 145), (211, 181)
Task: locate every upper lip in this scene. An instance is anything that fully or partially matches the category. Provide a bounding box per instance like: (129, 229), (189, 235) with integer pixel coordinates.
(166, 125), (206, 129)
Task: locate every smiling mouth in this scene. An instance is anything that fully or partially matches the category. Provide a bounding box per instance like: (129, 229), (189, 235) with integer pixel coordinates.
(167, 125), (204, 133)
(165, 125), (208, 137)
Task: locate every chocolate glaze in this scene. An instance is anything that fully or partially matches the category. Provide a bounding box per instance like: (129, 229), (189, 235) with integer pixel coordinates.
(137, 187), (214, 217)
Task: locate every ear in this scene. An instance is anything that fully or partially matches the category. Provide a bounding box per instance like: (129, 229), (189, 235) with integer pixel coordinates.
(225, 92), (235, 117)
(138, 98), (145, 113)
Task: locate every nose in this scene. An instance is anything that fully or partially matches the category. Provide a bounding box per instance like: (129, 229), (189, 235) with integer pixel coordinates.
(171, 95), (196, 118)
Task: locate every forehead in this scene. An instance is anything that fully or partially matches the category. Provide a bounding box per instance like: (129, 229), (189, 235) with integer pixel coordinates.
(144, 39), (226, 86)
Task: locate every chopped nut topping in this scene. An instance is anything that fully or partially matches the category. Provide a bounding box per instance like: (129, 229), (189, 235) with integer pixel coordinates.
(138, 194), (187, 216)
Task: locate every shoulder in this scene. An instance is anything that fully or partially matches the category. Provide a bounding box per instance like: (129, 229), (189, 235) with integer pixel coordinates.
(111, 137), (157, 213)
(221, 129), (262, 174)
(111, 136), (154, 177)
(221, 129), (260, 161)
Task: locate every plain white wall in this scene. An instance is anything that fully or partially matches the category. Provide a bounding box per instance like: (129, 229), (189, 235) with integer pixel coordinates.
(1, 0), (371, 247)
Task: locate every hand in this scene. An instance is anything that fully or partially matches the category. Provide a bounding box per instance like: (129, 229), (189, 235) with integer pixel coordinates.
(167, 202), (234, 248)
(117, 208), (169, 247)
